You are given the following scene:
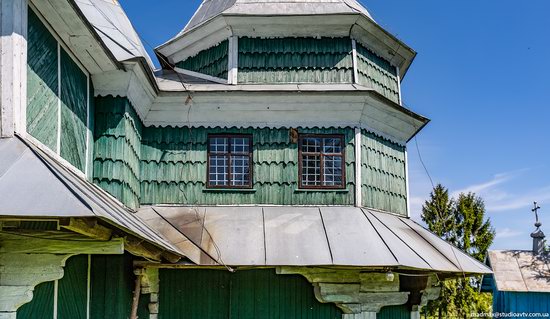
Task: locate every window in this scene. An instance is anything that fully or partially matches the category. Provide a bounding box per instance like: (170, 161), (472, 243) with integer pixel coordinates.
(299, 135), (345, 189)
(208, 135), (253, 188)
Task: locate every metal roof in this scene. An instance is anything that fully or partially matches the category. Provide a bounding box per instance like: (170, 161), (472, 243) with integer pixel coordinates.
(74, 0), (154, 68)
(0, 136), (183, 256)
(136, 205), (492, 275)
(487, 250), (550, 293)
(182, 0), (374, 33)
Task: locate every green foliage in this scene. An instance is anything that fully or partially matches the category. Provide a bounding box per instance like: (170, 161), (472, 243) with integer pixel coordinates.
(421, 184), (496, 319)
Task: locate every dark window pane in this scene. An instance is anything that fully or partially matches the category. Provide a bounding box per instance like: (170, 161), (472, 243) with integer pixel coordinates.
(302, 155), (321, 186)
(231, 137), (250, 154)
(323, 138), (342, 154)
(210, 137), (228, 153)
(231, 155), (250, 186)
(302, 137), (321, 153)
(324, 156), (343, 186)
(209, 155), (228, 186)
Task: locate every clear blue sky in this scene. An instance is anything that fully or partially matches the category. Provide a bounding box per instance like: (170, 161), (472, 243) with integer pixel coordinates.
(119, 0), (550, 250)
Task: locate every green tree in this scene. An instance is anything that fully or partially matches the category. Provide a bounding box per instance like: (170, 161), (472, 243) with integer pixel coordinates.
(421, 185), (495, 319)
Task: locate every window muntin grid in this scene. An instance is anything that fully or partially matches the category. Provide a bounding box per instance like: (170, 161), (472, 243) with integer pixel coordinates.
(299, 135), (345, 189)
(207, 135), (252, 188)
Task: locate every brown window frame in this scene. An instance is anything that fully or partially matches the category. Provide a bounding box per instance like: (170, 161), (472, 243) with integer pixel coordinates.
(298, 134), (346, 189)
(207, 134), (253, 189)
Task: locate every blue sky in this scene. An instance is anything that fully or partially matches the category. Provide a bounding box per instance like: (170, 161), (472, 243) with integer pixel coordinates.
(119, 0), (550, 250)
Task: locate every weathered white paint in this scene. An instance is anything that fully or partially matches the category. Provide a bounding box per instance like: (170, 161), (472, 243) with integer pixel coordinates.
(227, 36), (238, 85)
(85, 73), (90, 177)
(396, 66), (402, 105)
(411, 309), (421, 319)
(351, 39), (359, 84)
(174, 67), (228, 85)
(354, 127), (362, 207)
(93, 61), (157, 122)
(0, 0), (28, 137)
(28, 0), (119, 74)
(343, 312), (376, 319)
(0, 253), (71, 313)
(53, 279), (58, 319)
(405, 148), (410, 217)
(148, 92), (423, 144)
(56, 42), (62, 154)
(86, 255), (91, 319)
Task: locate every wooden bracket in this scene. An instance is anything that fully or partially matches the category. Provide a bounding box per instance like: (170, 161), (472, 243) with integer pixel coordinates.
(60, 218), (112, 240)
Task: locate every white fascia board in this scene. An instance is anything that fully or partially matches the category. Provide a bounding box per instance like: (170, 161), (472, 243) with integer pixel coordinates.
(174, 67), (228, 85)
(29, 0), (119, 74)
(92, 61), (157, 122)
(147, 91), (426, 144)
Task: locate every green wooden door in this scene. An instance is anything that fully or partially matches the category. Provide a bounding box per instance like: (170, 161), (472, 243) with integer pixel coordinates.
(159, 269), (342, 319)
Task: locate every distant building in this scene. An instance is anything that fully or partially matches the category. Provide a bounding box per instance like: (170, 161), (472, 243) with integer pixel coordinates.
(482, 208), (550, 318)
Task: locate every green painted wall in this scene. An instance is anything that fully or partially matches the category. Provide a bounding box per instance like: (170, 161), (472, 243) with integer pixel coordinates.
(356, 43), (400, 104)
(141, 127), (356, 205)
(90, 254), (136, 319)
(361, 130), (407, 215)
(16, 254), (141, 319)
(26, 9), (59, 150)
(93, 96), (143, 210)
(26, 8), (92, 175)
(238, 37), (353, 84)
(159, 268), (342, 319)
(378, 305), (411, 319)
(176, 40), (229, 79)
(17, 281), (55, 319)
(58, 255), (88, 319)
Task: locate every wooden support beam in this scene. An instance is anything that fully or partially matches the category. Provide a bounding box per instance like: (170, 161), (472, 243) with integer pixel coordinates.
(60, 218), (112, 240)
(124, 236), (163, 262)
(0, 235), (124, 254)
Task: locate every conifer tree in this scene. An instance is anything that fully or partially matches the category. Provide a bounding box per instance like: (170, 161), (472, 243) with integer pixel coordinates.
(421, 186), (495, 319)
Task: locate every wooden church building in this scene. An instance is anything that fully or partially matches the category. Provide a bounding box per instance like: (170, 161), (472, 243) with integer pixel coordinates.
(0, 0), (491, 318)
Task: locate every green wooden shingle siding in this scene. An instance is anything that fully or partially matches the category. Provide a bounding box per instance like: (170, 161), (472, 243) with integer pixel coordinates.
(238, 37), (354, 84)
(176, 40), (229, 79)
(159, 269), (342, 319)
(93, 96), (142, 209)
(140, 126), (356, 205)
(59, 49), (88, 172)
(356, 43), (400, 103)
(26, 9), (59, 150)
(361, 130), (407, 215)
(26, 7), (92, 175)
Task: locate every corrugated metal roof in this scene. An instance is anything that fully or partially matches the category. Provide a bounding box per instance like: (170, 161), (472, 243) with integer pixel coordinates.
(74, 0), (154, 67)
(0, 136), (183, 256)
(182, 0), (373, 33)
(487, 250), (550, 292)
(136, 205), (492, 275)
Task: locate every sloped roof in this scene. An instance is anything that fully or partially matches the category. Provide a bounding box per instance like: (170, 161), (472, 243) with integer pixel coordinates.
(0, 136), (183, 256)
(74, 0), (154, 68)
(183, 0), (373, 33)
(488, 250), (550, 292)
(137, 205), (492, 275)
